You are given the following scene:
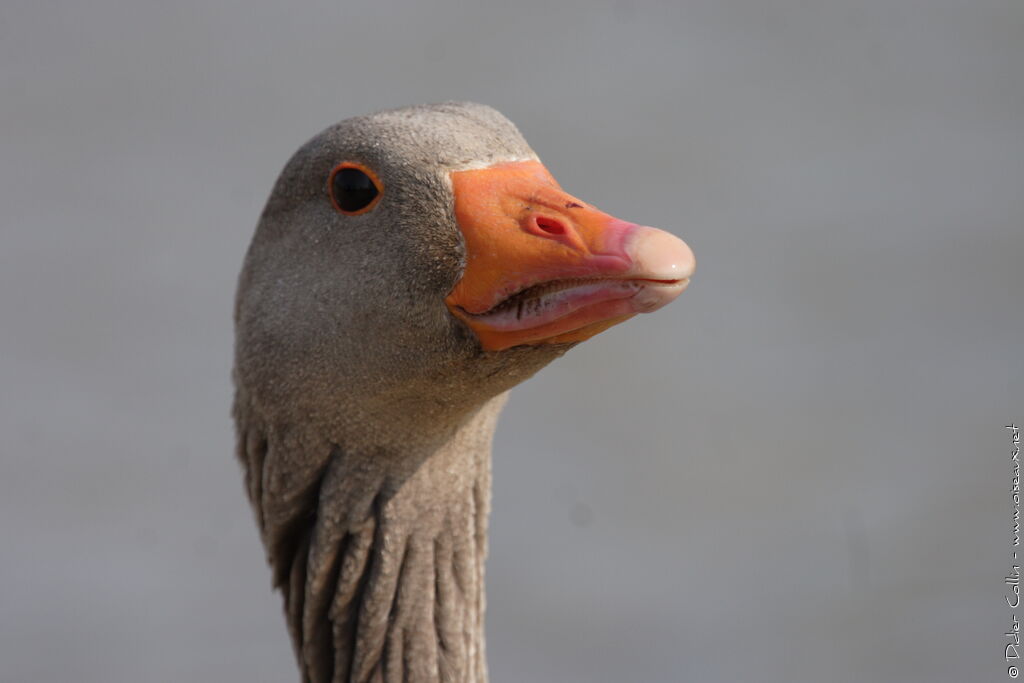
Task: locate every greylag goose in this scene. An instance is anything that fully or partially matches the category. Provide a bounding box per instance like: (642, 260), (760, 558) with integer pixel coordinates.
(233, 102), (695, 683)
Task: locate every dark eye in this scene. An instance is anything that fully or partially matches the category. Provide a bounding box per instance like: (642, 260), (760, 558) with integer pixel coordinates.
(329, 163), (382, 214)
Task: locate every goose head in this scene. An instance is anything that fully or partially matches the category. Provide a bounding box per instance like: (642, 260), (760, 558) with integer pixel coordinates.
(236, 102), (693, 450)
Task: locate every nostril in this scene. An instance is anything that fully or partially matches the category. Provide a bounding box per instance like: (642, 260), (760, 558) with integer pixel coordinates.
(535, 216), (567, 236)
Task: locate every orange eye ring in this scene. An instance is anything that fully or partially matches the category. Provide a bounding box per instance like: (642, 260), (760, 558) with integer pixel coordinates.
(328, 161), (383, 215)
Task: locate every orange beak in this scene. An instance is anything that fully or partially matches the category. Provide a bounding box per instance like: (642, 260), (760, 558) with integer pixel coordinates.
(445, 160), (695, 351)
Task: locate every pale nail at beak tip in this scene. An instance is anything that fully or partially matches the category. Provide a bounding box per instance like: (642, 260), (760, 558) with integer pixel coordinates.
(624, 225), (696, 282)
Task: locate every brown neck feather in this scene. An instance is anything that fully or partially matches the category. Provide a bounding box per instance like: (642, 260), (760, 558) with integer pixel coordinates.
(235, 394), (507, 683)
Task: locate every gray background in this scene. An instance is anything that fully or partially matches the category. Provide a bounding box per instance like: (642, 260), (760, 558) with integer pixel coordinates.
(1, 1), (1020, 681)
